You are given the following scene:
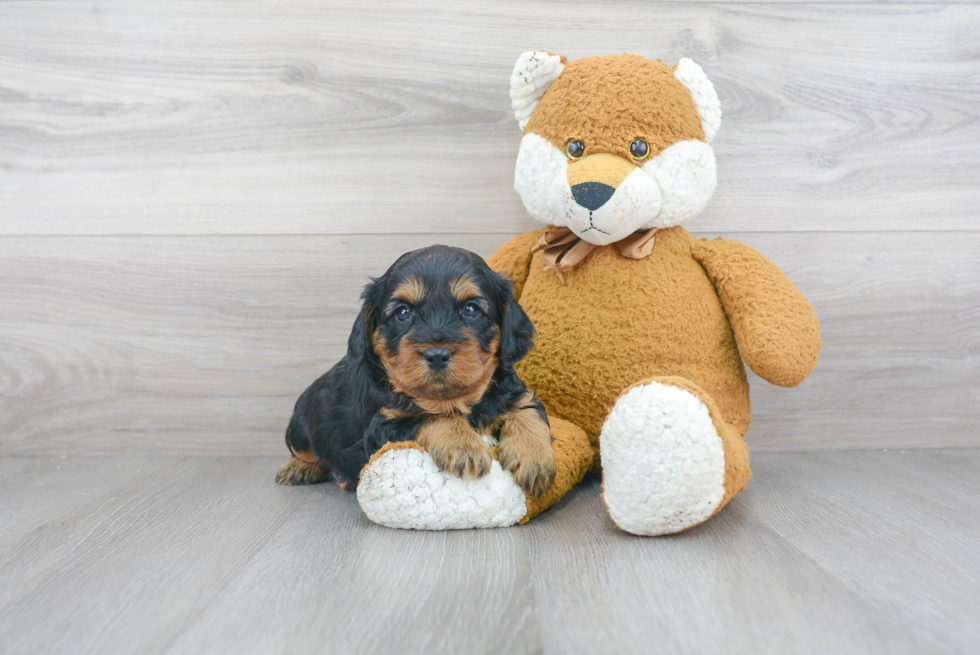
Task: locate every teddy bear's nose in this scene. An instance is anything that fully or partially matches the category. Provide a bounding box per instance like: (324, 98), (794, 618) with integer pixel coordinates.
(571, 182), (616, 211)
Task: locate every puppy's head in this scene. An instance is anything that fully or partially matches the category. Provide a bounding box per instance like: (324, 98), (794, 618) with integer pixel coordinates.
(348, 245), (534, 404)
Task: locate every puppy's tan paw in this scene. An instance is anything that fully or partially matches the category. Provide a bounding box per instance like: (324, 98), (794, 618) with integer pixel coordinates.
(275, 458), (329, 486)
(498, 439), (557, 499)
(428, 440), (494, 479)
(497, 403), (557, 498)
(416, 415), (493, 480)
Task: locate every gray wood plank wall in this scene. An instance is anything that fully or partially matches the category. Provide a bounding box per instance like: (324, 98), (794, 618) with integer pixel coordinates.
(1, 1), (978, 455)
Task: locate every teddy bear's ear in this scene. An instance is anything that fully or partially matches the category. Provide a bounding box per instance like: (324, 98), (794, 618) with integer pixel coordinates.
(510, 51), (566, 130)
(673, 58), (722, 143)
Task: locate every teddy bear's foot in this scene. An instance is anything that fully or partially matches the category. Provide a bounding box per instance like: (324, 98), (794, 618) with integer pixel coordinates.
(357, 439), (528, 530)
(357, 418), (593, 530)
(599, 376), (750, 536)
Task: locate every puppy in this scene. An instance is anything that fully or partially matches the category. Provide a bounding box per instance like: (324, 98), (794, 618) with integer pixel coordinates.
(276, 245), (557, 498)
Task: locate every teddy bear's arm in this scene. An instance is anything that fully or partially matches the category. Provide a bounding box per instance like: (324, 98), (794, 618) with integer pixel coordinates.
(486, 230), (542, 300)
(691, 237), (821, 388)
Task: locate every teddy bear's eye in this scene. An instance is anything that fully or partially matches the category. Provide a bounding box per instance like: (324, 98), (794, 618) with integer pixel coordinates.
(630, 139), (650, 161)
(566, 140), (585, 160)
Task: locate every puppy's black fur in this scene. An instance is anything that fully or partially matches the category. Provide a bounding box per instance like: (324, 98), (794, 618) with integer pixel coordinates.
(277, 245), (550, 494)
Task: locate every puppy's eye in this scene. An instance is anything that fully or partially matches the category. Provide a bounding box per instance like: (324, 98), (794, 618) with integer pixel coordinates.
(630, 139), (650, 161)
(566, 140), (585, 160)
(395, 305), (412, 322)
(461, 302), (481, 319)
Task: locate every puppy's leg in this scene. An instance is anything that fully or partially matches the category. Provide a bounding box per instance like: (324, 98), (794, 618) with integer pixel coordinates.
(279, 405), (332, 486)
(497, 394), (557, 498)
(276, 431), (330, 486)
(276, 456), (331, 486)
(416, 415), (493, 479)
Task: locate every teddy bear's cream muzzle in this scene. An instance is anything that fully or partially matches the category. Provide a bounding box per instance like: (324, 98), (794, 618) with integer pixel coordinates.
(515, 133), (718, 247)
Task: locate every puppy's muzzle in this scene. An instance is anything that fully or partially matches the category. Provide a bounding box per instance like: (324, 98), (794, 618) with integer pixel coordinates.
(423, 347), (453, 372)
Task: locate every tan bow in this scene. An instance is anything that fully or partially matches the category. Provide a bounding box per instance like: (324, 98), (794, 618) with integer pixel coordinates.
(530, 227), (658, 283)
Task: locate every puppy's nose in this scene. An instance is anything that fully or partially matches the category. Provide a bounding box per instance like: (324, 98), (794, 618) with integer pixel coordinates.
(571, 182), (615, 211)
(423, 347), (453, 372)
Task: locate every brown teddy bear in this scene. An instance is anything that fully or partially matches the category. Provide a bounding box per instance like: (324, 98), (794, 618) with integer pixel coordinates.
(357, 52), (820, 535)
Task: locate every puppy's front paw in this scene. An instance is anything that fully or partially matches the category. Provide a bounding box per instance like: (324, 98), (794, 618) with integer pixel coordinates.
(416, 415), (493, 480)
(497, 439), (557, 499)
(427, 439), (493, 479)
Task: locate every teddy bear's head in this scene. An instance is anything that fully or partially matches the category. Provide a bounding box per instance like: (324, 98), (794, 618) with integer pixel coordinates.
(510, 52), (721, 246)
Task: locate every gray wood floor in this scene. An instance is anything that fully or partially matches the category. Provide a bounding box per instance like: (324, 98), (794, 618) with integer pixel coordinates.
(1, 449), (977, 655)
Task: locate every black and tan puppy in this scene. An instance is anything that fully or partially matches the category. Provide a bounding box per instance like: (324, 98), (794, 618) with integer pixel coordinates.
(276, 245), (557, 498)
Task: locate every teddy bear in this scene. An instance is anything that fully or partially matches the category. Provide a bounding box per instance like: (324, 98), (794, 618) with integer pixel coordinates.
(357, 51), (821, 535)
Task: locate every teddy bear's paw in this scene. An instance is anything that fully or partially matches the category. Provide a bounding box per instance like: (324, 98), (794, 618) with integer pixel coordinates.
(356, 440), (528, 530)
(599, 381), (726, 536)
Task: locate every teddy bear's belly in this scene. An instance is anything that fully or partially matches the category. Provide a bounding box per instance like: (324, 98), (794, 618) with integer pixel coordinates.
(515, 228), (750, 446)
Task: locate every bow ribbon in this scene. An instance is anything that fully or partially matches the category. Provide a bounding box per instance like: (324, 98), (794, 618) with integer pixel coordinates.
(530, 227), (658, 283)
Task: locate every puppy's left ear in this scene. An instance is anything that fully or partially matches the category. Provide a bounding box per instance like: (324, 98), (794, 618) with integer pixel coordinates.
(489, 271), (535, 367)
(347, 275), (385, 368)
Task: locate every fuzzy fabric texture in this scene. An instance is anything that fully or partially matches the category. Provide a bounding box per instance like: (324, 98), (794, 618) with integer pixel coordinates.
(356, 418), (593, 530)
(511, 51), (566, 130)
(524, 54), (705, 161)
(514, 133), (718, 241)
(486, 230), (538, 300)
(513, 132), (570, 228)
(512, 54), (721, 244)
(600, 379), (727, 535)
(673, 58), (722, 143)
(491, 226), (758, 446)
(600, 376), (752, 535)
(488, 226), (814, 530)
(357, 440), (528, 530)
(692, 238), (822, 388)
(491, 52), (818, 533)
(642, 139), (717, 227)
(521, 417), (594, 523)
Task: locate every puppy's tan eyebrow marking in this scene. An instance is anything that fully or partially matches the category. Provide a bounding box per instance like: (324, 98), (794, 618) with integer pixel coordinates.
(450, 276), (482, 302)
(391, 276), (426, 304)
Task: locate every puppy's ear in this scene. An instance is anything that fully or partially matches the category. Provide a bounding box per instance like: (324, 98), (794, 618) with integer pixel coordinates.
(489, 270), (536, 367)
(347, 275), (384, 368)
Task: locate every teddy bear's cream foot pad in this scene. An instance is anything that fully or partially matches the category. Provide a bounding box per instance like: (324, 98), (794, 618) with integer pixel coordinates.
(357, 441), (528, 530)
(600, 381), (726, 536)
